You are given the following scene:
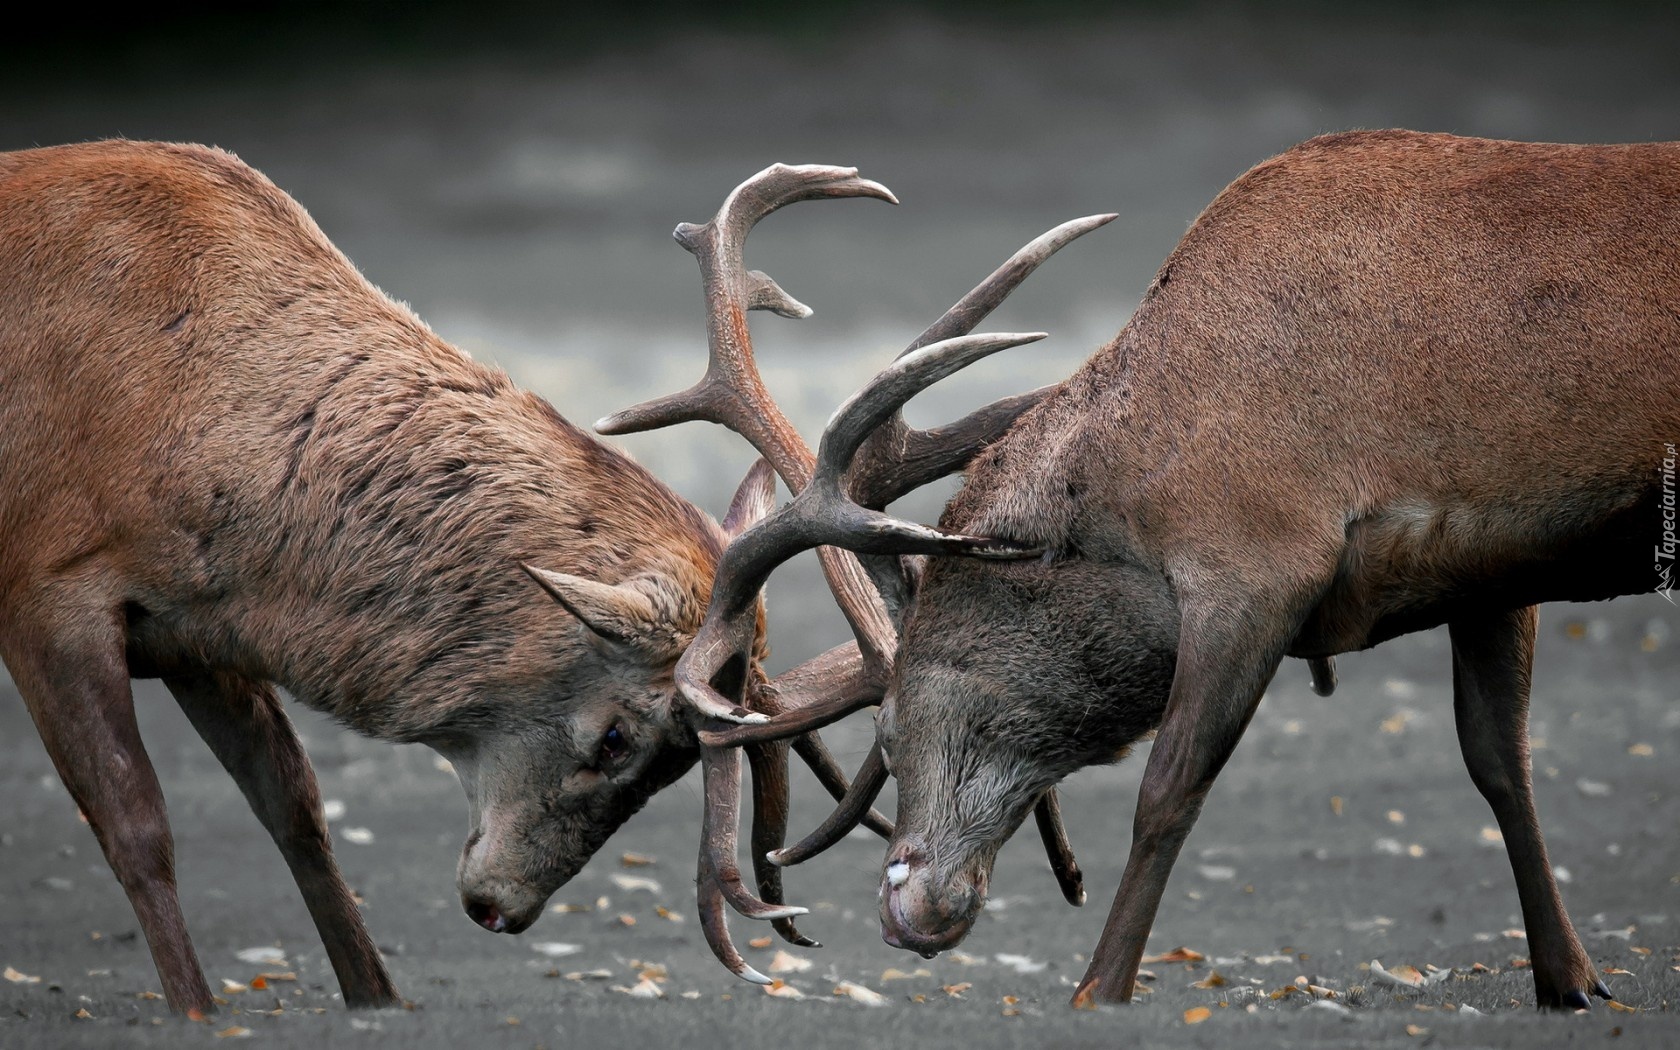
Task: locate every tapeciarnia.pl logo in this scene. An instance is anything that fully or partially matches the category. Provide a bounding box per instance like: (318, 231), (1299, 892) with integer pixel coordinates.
(1659, 442), (1676, 604)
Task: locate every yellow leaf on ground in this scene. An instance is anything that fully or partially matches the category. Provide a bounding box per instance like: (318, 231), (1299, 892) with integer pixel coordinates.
(1191, 972), (1227, 989)
(1143, 946), (1205, 964)
(1183, 1006), (1211, 1024)
(763, 979), (804, 999)
(748, 936), (772, 949)
(1406, 1024), (1428, 1037)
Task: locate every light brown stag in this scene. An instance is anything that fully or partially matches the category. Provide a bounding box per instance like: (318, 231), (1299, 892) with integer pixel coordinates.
(667, 130), (1678, 1013)
(0, 140), (923, 1014)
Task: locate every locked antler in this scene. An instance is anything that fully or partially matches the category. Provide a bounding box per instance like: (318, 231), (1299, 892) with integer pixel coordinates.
(599, 163), (1111, 981)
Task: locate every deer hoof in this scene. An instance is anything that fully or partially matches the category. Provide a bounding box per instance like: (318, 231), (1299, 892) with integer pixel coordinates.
(1560, 989), (1592, 1010)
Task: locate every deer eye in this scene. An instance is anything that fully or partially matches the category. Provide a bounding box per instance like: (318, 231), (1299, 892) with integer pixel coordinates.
(598, 724), (629, 768)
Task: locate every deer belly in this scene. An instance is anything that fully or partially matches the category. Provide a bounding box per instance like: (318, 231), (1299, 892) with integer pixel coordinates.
(1295, 488), (1655, 655)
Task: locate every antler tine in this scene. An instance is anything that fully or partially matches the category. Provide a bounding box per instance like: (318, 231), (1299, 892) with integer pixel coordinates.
(790, 733), (894, 838)
(596, 163), (896, 471)
(1035, 790), (1086, 907)
(844, 213), (1117, 511)
(745, 740), (819, 947)
(674, 332), (1047, 728)
(766, 740), (891, 868)
(700, 745), (809, 919)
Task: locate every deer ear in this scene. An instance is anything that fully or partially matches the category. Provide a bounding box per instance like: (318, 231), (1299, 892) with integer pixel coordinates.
(721, 458), (776, 539)
(522, 564), (667, 649)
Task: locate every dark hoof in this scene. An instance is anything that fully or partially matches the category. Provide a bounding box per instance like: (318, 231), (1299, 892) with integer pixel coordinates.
(1560, 989), (1592, 1010)
(1593, 979), (1614, 1001)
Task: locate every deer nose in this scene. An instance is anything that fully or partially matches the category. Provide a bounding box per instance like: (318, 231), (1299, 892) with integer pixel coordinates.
(463, 896), (510, 933)
(878, 843), (983, 957)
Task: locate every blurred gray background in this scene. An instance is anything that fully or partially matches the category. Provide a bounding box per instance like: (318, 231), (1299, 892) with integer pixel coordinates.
(3, 3), (1678, 1046)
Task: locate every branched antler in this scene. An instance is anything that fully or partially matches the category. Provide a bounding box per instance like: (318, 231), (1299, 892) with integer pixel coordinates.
(600, 163), (1111, 981)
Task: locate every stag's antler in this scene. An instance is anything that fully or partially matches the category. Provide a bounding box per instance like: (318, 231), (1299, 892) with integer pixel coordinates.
(600, 163), (1109, 980)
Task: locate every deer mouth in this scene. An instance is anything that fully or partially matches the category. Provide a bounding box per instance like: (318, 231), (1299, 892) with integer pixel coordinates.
(878, 854), (986, 957)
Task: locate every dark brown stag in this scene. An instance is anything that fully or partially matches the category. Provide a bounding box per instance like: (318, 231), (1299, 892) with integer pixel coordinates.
(677, 130), (1679, 1012)
(597, 162), (1121, 978)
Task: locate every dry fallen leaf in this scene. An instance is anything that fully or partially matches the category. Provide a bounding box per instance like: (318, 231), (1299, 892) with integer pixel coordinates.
(136, 991), (163, 1000)
(1406, 1024), (1429, 1037)
(1630, 946), (1653, 956)
(1607, 1001), (1638, 1013)
(1191, 971), (1227, 989)
(221, 979), (248, 994)
(550, 903), (590, 914)
(235, 947), (287, 966)
(257, 971), (296, 982)
(1330, 795), (1344, 816)
(610, 978), (665, 999)
(748, 936), (773, 949)
(4, 966), (41, 984)
(1502, 928), (1527, 940)
(833, 981), (889, 1007)
(1604, 967), (1634, 976)
(620, 852), (656, 867)
(617, 914), (637, 927)
(249, 976), (268, 991)
(73, 1008), (93, 1020)
(943, 982), (973, 998)
(767, 950), (812, 974)
(610, 874), (662, 894)
(1183, 1006), (1212, 1024)
(215, 1026), (252, 1039)
(763, 979), (804, 999)
(637, 963), (669, 983)
(1369, 960), (1425, 988)
(880, 967), (931, 981)
(531, 942), (581, 957)
(1143, 946), (1205, 964)
(654, 906), (684, 923)
(1628, 743), (1654, 757)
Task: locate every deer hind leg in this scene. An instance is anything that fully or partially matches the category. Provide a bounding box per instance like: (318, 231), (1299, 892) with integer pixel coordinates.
(1449, 605), (1608, 1010)
(4, 616), (213, 1015)
(165, 672), (399, 1008)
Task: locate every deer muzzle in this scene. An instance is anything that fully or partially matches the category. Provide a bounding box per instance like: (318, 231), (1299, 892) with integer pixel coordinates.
(877, 839), (986, 957)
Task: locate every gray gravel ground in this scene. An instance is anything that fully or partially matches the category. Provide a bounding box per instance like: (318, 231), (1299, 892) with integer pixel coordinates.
(3, 5), (1678, 1047)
